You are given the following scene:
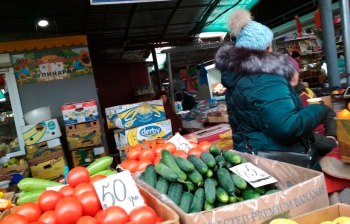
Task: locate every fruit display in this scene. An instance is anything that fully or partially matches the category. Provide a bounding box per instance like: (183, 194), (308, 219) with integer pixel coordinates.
(1, 158), (25, 169)
(269, 216), (350, 224)
(139, 147), (280, 213)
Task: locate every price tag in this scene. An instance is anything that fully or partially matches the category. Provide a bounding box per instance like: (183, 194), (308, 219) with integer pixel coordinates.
(229, 162), (277, 188)
(94, 146), (105, 155)
(77, 116), (86, 123)
(47, 138), (61, 148)
(47, 185), (65, 192)
(93, 170), (145, 214)
(166, 133), (192, 152)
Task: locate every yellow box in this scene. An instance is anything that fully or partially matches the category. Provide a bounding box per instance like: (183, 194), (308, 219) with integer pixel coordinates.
(114, 119), (172, 151)
(66, 125), (102, 150)
(71, 146), (106, 167)
(25, 138), (62, 160)
(65, 120), (100, 131)
(30, 156), (66, 180)
(105, 100), (165, 129)
(21, 119), (62, 146)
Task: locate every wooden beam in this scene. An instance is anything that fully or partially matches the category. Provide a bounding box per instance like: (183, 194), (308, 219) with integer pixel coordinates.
(120, 3), (138, 61)
(159, 0), (183, 42)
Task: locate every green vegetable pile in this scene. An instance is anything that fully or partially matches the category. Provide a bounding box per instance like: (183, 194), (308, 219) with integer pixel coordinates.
(140, 146), (279, 213)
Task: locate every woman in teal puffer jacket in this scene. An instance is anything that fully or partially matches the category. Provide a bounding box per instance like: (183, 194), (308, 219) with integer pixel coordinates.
(215, 9), (328, 171)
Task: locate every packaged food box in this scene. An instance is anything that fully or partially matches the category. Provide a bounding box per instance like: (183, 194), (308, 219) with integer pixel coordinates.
(61, 100), (99, 125)
(105, 100), (165, 129)
(25, 138), (62, 160)
(66, 125), (102, 150)
(21, 119), (61, 146)
(114, 119), (172, 151)
(71, 146), (106, 167)
(29, 151), (66, 180)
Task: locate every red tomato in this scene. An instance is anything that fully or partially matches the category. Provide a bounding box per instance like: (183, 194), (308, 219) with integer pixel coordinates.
(128, 206), (157, 224)
(162, 142), (176, 154)
(39, 211), (56, 224)
(66, 167), (90, 187)
(156, 216), (164, 224)
(153, 144), (164, 155)
(14, 202), (42, 223)
(30, 222), (45, 224)
(54, 197), (82, 224)
(173, 150), (188, 159)
(153, 154), (162, 165)
(123, 159), (138, 173)
(73, 183), (96, 198)
(127, 149), (140, 160)
(138, 149), (156, 162)
(76, 191), (102, 216)
(76, 216), (99, 224)
(197, 141), (212, 152)
(126, 222), (137, 224)
(188, 147), (203, 157)
(94, 209), (103, 222)
(0, 214), (29, 224)
(58, 185), (75, 197)
(120, 159), (131, 169)
(37, 190), (64, 213)
(89, 174), (106, 184)
(100, 206), (128, 224)
(136, 159), (152, 172)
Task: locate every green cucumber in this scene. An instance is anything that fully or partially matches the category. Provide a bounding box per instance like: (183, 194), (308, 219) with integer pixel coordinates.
(179, 192), (193, 213)
(224, 161), (233, 169)
(265, 189), (280, 195)
(213, 178), (218, 187)
(204, 201), (214, 211)
(86, 156), (113, 175)
(216, 187), (229, 203)
(222, 151), (242, 165)
(174, 156), (195, 172)
(209, 145), (222, 156)
(243, 189), (261, 200)
(235, 187), (242, 196)
(205, 169), (213, 178)
(215, 201), (227, 207)
(200, 152), (216, 168)
(229, 195), (238, 203)
(215, 155), (226, 168)
(155, 177), (169, 194)
(167, 183), (183, 205)
(231, 173), (247, 190)
(237, 196), (245, 202)
(189, 188), (205, 213)
(142, 164), (157, 188)
(154, 163), (179, 182)
(253, 186), (265, 195)
(18, 190), (45, 204)
(162, 150), (187, 181)
(18, 178), (62, 192)
(187, 169), (203, 186)
(217, 168), (235, 194)
(183, 181), (196, 192)
(212, 165), (219, 174)
(240, 156), (247, 163)
(187, 155), (208, 175)
(204, 178), (216, 204)
(91, 169), (117, 177)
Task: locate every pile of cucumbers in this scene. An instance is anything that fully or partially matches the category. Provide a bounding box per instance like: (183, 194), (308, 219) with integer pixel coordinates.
(140, 146), (279, 213)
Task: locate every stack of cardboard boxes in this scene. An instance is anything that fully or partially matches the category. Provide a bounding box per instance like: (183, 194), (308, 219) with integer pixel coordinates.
(22, 118), (66, 180)
(105, 100), (172, 161)
(61, 100), (106, 167)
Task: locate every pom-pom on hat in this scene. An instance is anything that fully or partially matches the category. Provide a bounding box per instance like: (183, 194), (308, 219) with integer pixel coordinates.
(228, 9), (273, 51)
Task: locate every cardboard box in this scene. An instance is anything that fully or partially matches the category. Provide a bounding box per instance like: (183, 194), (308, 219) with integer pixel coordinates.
(29, 152), (66, 180)
(25, 138), (62, 160)
(320, 95), (333, 109)
(61, 100), (99, 125)
(21, 119), (62, 146)
(208, 115), (229, 123)
(334, 118), (350, 162)
(292, 203), (350, 223)
(71, 146), (106, 167)
(66, 125), (102, 150)
(105, 100), (165, 129)
(135, 151), (329, 224)
(114, 119), (172, 151)
(0, 163), (29, 176)
(65, 120), (100, 131)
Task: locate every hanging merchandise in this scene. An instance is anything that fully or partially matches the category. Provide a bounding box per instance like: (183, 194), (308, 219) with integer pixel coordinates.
(180, 69), (189, 80)
(314, 7), (322, 31)
(187, 65), (197, 78)
(295, 15), (303, 38)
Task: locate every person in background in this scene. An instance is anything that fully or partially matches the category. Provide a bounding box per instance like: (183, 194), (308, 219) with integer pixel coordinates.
(288, 57), (337, 156)
(215, 9), (328, 171)
(181, 88), (197, 111)
(156, 90), (183, 134)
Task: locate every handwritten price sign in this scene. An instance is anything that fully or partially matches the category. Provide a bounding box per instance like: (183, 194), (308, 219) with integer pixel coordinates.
(166, 133), (192, 152)
(230, 162), (277, 188)
(93, 170), (145, 214)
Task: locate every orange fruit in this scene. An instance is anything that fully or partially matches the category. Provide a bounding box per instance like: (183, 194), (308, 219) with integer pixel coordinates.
(197, 141), (212, 152)
(337, 109), (350, 118)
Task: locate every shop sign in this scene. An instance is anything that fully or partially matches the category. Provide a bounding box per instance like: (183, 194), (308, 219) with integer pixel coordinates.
(90, 0), (174, 5)
(11, 47), (93, 85)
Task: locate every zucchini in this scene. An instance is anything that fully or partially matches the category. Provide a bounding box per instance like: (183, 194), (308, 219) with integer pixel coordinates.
(204, 201), (214, 211)
(209, 145), (222, 156)
(18, 190), (45, 205)
(217, 168), (235, 194)
(18, 178), (62, 192)
(104, 170), (118, 176)
(187, 169), (203, 186)
(187, 155), (208, 175)
(162, 150), (187, 181)
(243, 189), (261, 200)
(154, 163), (179, 182)
(167, 183), (183, 205)
(204, 178), (216, 204)
(86, 156), (113, 175)
(179, 192), (194, 213)
(231, 173), (247, 190)
(91, 169), (117, 177)
(215, 155), (226, 168)
(174, 156), (195, 172)
(155, 177), (169, 194)
(189, 188), (205, 213)
(222, 151), (242, 165)
(142, 164), (157, 188)
(216, 187), (229, 203)
(200, 152), (216, 168)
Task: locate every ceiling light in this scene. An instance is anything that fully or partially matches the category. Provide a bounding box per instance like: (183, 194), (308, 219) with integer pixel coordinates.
(38, 20), (49, 27)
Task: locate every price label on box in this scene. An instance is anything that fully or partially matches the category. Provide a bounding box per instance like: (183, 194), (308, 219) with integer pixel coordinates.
(93, 170), (145, 214)
(229, 162), (277, 188)
(166, 133), (192, 152)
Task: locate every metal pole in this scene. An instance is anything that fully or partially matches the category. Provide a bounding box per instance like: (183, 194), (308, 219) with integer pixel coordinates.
(166, 53), (175, 109)
(319, 0), (340, 88)
(151, 47), (162, 92)
(340, 0), (350, 84)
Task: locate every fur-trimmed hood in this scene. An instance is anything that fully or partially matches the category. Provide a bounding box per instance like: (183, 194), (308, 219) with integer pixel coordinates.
(215, 45), (296, 80)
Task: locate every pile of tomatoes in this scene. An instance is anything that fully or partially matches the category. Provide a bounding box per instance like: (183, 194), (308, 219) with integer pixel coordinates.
(0, 167), (164, 224)
(120, 138), (213, 173)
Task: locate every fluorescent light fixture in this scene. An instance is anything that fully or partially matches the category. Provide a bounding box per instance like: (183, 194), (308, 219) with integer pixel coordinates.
(38, 20), (49, 27)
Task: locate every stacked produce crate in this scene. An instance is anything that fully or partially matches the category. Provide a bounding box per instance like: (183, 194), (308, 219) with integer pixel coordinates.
(61, 100), (106, 167)
(105, 100), (171, 161)
(21, 118), (66, 180)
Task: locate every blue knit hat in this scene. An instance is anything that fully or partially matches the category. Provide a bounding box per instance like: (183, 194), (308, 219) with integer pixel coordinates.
(228, 9), (273, 51)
